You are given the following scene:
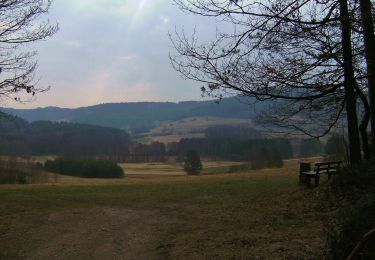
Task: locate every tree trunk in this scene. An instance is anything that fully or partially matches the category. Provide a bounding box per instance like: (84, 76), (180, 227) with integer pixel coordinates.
(357, 87), (370, 160)
(339, 0), (362, 164)
(359, 0), (375, 154)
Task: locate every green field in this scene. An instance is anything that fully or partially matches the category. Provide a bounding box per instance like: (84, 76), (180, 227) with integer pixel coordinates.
(0, 160), (327, 259)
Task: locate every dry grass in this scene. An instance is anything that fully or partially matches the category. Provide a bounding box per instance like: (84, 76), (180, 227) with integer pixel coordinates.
(0, 158), (329, 259)
(135, 116), (255, 143)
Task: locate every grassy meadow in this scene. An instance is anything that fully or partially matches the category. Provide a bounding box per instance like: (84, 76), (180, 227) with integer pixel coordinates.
(0, 159), (328, 259)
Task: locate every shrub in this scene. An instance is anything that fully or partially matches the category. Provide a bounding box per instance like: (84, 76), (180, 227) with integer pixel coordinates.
(328, 204), (375, 259)
(327, 159), (375, 259)
(330, 159), (375, 193)
(44, 157), (124, 178)
(183, 150), (202, 175)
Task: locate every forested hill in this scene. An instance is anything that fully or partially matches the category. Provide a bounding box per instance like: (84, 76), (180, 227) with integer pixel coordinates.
(1, 97), (264, 131)
(0, 115), (131, 157)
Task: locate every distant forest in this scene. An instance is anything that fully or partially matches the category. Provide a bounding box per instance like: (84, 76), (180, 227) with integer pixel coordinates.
(1, 97), (267, 132)
(0, 115), (329, 163)
(0, 116), (131, 159)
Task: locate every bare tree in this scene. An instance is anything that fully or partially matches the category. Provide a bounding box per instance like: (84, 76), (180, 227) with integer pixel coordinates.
(0, 0), (58, 103)
(171, 0), (369, 164)
(358, 0), (375, 149)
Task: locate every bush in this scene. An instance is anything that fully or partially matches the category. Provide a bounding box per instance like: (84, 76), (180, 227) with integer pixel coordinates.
(328, 204), (375, 259)
(330, 159), (375, 192)
(44, 157), (124, 178)
(183, 150), (202, 175)
(327, 159), (375, 259)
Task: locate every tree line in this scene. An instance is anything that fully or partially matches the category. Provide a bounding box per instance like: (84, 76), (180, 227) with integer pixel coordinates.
(44, 157), (124, 178)
(0, 116), (131, 158)
(0, 115), (345, 163)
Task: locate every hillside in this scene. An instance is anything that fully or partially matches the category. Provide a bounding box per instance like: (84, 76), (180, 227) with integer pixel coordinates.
(1, 97), (265, 132)
(0, 115), (130, 157)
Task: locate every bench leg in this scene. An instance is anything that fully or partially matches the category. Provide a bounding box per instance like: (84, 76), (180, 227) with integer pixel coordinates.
(299, 174), (309, 185)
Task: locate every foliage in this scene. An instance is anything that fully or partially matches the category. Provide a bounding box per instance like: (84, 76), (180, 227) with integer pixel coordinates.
(183, 150), (202, 175)
(44, 158), (124, 179)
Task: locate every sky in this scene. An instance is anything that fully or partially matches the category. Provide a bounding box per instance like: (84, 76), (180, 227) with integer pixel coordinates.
(7, 0), (215, 109)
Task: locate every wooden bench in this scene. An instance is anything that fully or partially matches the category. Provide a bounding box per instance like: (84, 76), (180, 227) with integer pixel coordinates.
(299, 161), (342, 187)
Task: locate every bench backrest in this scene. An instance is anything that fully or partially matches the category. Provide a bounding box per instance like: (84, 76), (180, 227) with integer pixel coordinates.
(314, 161), (342, 174)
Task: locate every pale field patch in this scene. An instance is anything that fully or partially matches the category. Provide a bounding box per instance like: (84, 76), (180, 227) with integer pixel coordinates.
(135, 116), (256, 144)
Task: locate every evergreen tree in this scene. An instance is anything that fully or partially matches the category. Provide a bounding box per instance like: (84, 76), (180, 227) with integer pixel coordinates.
(184, 150), (203, 175)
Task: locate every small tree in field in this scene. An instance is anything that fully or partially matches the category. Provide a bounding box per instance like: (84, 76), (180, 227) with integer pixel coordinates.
(184, 150), (202, 175)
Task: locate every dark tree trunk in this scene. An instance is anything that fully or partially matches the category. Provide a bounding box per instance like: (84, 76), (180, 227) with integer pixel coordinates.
(359, 0), (375, 154)
(339, 0), (362, 164)
(357, 87), (371, 160)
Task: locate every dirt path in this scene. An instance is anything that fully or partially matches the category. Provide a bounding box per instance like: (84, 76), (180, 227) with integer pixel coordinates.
(29, 207), (178, 260)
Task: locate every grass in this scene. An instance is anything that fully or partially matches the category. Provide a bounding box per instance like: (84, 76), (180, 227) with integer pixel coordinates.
(0, 159), (328, 259)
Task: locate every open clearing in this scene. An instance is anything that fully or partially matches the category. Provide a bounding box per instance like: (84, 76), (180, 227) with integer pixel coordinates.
(0, 160), (328, 259)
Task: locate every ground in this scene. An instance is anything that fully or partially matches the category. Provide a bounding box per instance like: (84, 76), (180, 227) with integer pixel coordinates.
(0, 160), (328, 259)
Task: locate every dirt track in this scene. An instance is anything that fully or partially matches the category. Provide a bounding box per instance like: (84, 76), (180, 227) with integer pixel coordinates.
(30, 207), (177, 260)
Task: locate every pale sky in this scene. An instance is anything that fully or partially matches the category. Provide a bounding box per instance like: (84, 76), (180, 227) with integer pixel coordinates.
(7, 0), (215, 109)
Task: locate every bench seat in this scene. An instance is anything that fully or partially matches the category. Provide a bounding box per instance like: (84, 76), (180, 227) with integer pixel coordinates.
(302, 170), (317, 175)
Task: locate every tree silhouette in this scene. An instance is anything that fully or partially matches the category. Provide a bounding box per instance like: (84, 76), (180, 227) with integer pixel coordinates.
(0, 0), (58, 103)
(171, 0), (374, 164)
(184, 150), (203, 175)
